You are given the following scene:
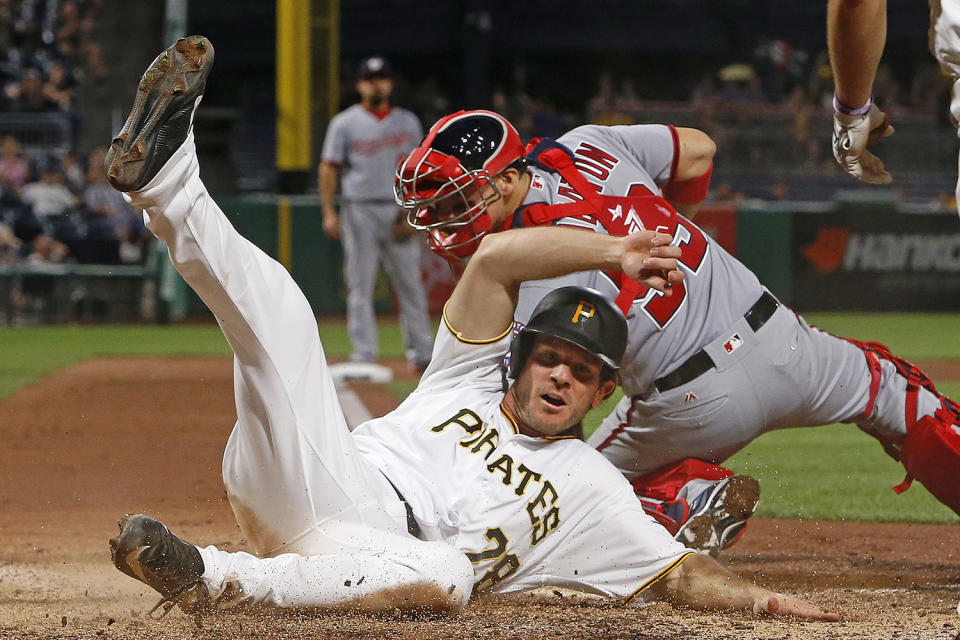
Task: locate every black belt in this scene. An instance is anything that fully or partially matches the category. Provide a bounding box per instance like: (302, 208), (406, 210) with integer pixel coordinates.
(654, 292), (780, 393)
(383, 473), (422, 538)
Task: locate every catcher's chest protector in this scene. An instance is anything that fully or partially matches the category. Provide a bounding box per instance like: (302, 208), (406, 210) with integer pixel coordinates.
(512, 140), (689, 314)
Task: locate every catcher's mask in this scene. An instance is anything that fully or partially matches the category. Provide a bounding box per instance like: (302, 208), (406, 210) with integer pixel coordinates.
(508, 286), (627, 380)
(394, 110), (524, 262)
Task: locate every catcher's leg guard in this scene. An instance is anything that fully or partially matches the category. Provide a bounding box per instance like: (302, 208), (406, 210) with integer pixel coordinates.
(895, 403), (960, 517)
(630, 458), (734, 500)
(630, 459), (736, 537)
(845, 337), (960, 516)
(636, 496), (689, 536)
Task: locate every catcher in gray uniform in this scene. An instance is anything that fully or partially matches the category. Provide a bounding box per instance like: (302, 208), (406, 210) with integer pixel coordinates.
(319, 57), (432, 369)
(395, 110), (960, 551)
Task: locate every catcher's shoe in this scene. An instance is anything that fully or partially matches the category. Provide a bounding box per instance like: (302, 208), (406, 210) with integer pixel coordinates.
(109, 514), (210, 618)
(105, 35), (214, 192)
(674, 474), (761, 553)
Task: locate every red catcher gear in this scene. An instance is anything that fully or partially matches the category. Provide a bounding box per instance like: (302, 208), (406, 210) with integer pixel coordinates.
(843, 337), (960, 516)
(394, 110), (525, 261)
(630, 459), (735, 536)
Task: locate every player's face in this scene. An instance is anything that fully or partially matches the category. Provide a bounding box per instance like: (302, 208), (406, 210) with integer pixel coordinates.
(507, 336), (615, 437)
(422, 179), (510, 228)
(357, 75), (393, 107)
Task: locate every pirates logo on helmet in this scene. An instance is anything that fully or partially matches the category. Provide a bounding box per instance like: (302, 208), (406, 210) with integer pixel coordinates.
(394, 110), (524, 261)
(508, 286), (628, 379)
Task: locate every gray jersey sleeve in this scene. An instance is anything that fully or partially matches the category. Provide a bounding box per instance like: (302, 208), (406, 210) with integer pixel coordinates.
(320, 113), (348, 165)
(601, 124), (677, 184)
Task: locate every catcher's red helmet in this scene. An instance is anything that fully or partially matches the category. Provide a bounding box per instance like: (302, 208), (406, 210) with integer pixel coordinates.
(394, 110), (524, 261)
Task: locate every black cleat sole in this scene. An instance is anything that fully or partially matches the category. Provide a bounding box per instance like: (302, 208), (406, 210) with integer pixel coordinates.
(105, 36), (214, 191)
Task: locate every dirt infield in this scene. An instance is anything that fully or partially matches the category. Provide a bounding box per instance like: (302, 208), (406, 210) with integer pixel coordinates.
(1, 356), (959, 639)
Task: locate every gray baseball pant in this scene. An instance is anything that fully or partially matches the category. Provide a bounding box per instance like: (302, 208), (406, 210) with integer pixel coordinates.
(339, 201), (433, 365)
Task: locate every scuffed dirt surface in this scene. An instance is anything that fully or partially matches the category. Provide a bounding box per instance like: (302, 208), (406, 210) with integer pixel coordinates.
(1, 357), (959, 639)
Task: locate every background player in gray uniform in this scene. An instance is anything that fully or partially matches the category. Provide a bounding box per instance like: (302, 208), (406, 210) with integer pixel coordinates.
(101, 36), (839, 622)
(396, 109), (960, 551)
(320, 56), (432, 369)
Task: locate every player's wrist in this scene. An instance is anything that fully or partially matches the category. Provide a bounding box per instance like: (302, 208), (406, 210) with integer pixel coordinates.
(833, 93), (873, 117)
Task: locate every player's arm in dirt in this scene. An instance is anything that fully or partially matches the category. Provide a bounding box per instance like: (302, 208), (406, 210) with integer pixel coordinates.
(648, 553), (841, 621)
(445, 227), (683, 341)
(661, 127), (716, 220)
(318, 161), (341, 240)
(828, 0), (895, 184)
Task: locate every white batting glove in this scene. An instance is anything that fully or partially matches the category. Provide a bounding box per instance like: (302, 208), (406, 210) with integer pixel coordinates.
(832, 102), (894, 184)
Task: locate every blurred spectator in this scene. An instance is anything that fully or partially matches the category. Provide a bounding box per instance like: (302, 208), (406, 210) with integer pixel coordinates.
(42, 61), (74, 111)
(0, 0), (103, 117)
(710, 183), (746, 205)
(82, 146), (145, 263)
(0, 136), (29, 191)
(753, 38), (808, 102)
(0, 222), (21, 265)
(5, 68), (58, 111)
(61, 150), (84, 192)
(25, 233), (68, 264)
(769, 179), (789, 201)
(713, 64), (765, 102)
(54, 0), (106, 78)
(20, 156), (79, 235)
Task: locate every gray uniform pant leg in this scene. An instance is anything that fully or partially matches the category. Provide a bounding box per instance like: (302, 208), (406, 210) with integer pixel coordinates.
(382, 231), (433, 365)
(340, 202), (382, 362)
(590, 303), (941, 478)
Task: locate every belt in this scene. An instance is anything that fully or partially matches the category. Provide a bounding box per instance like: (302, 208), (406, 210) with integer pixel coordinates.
(654, 292), (780, 393)
(383, 473), (422, 538)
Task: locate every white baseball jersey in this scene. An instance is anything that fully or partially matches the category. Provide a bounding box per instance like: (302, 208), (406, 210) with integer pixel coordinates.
(130, 131), (691, 612)
(353, 314), (693, 598)
(514, 124), (763, 395)
(321, 104), (422, 202)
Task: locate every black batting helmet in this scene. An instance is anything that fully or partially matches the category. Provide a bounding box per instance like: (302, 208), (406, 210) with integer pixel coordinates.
(508, 286), (628, 379)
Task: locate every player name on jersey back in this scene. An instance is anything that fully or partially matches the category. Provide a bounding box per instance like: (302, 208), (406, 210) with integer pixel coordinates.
(517, 124), (763, 394)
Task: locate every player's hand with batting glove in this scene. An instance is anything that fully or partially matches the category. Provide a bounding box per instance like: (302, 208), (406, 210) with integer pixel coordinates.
(620, 231), (684, 295)
(832, 98), (894, 184)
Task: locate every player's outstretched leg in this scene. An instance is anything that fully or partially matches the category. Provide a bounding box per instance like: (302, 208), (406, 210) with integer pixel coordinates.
(674, 475), (761, 553)
(105, 36), (213, 191)
(109, 514), (210, 619)
(104, 39), (474, 615)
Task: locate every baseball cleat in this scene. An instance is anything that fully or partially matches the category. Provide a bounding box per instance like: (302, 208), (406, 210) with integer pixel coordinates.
(109, 513), (209, 618)
(105, 36), (214, 192)
(674, 474), (761, 552)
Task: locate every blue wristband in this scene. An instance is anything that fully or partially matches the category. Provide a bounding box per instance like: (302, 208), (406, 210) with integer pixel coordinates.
(833, 94), (873, 116)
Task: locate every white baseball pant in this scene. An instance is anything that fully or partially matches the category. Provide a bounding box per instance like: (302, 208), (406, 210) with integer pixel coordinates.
(125, 132), (472, 612)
